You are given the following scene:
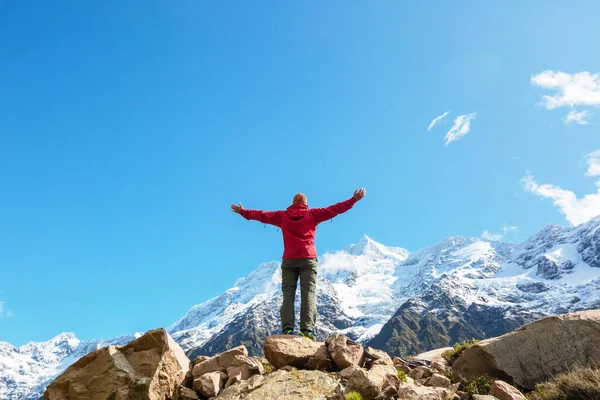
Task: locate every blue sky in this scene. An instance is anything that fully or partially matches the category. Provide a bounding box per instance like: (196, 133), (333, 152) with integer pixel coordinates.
(1, 1), (599, 345)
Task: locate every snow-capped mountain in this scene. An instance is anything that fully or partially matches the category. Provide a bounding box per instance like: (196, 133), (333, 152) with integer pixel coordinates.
(0, 332), (140, 400)
(2, 217), (600, 399)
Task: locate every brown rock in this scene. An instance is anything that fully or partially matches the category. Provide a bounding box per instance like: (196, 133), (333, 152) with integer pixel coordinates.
(263, 335), (328, 369)
(472, 396), (499, 400)
(43, 329), (189, 400)
(231, 355), (265, 375)
(365, 347), (394, 367)
(396, 365), (411, 375)
(306, 343), (334, 370)
(414, 347), (453, 362)
(193, 355), (211, 366)
(489, 380), (527, 400)
(340, 365), (359, 380)
(326, 334), (365, 369)
(431, 358), (450, 371)
(452, 310), (600, 390)
(173, 385), (200, 400)
(193, 371), (226, 398)
(425, 373), (451, 388)
(397, 380), (456, 400)
(408, 365), (432, 380)
(225, 364), (251, 388)
(192, 345), (248, 378)
(346, 364), (398, 400)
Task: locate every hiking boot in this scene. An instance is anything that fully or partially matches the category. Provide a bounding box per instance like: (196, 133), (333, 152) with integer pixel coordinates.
(300, 330), (315, 341)
(282, 329), (294, 335)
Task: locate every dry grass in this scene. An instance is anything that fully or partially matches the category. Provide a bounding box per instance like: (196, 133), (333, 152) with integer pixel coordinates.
(465, 374), (494, 395)
(526, 366), (600, 400)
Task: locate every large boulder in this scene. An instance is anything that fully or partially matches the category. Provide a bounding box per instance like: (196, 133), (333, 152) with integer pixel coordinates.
(216, 369), (339, 400)
(194, 371), (227, 398)
(346, 365), (398, 400)
(193, 345), (248, 378)
(43, 328), (189, 400)
(327, 334), (365, 369)
(452, 310), (600, 389)
(263, 335), (331, 369)
(396, 380), (457, 400)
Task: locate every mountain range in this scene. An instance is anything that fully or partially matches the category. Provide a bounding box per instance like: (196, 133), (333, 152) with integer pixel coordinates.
(1, 216), (599, 400)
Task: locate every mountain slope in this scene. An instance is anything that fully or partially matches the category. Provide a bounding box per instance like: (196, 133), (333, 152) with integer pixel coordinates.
(368, 217), (600, 355)
(2, 218), (600, 399)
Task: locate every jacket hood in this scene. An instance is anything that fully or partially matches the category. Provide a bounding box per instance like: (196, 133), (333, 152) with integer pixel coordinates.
(286, 203), (309, 220)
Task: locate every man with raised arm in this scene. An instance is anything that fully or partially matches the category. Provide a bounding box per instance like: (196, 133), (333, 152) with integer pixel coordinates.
(231, 188), (366, 340)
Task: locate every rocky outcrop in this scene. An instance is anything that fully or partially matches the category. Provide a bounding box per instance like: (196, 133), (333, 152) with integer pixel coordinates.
(327, 334), (365, 369)
(452, 309), (600, 389)
(43, 329), (189, 400)
(263, 335), (332, 369)
(488, 380), (527, 400)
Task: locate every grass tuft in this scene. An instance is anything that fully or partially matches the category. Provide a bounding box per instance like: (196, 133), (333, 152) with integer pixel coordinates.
(397, 370), (408, 382)
(525, 366), (600, 400)
(345, 391), (363, 400)
(441, 338), (480, 364)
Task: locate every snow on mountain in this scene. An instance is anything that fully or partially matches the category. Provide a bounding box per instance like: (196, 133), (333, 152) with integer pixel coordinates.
(2, 218), (600, 399)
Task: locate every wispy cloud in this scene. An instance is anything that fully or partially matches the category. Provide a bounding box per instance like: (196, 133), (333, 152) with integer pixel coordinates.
(565, 109), (591, 125)
(531, 70), (600, 109)
(482, 225), (519, 242)
(482, 230), (502, 241)
(445, 113), (477, 145)
(427, 111), (450, 131)
(6, 311), (14, 318)
(521, 150), (600, 226)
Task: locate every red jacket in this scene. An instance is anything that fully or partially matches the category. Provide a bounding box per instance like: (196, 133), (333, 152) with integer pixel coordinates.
(240, 197), (357, 259)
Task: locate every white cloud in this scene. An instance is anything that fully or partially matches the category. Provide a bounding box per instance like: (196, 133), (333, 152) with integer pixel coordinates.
(521, 151), (600, 226)
(6, 311), (14, 318)
(565, 109), (591, 125)
(427, 111), (450, 131)
(482, 225), (519, 242)
(482, 230), (502, 241)
(445, 113), (477, 145)
(531, 70), (600, 109)
(586, 151), (600, 177)
(501, 225), (519, 234)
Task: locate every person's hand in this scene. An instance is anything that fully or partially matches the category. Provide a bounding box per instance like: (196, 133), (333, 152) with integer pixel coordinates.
(231, 202), (244, 214)
(353, 188), (366, 201)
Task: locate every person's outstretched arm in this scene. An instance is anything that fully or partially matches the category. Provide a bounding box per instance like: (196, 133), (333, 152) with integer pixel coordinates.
(231, 203), (284, 227)
(311, 188), (366, 225)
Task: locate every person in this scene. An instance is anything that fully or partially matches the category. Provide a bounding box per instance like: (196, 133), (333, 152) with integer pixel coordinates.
(231, 188), (366, 340)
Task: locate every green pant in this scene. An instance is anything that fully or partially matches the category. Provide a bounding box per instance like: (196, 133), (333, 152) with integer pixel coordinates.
(280, 258), (318, 332)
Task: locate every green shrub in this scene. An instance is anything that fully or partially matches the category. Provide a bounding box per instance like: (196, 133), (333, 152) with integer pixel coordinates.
(345, 391), (363, 400)
(444, 369), (457, 383)
(465, 374), (494, 395)
(397, 370), (407, 382)
(525, 366), (600, 400)
(441, 338), (480, 364)
(263, 363), (274, 374)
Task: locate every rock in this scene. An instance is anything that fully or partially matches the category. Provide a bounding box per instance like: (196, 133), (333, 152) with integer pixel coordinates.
(216, 369), (339, 400)
(194, 371), (227, 398)
(452, 310), (600, 389)
(183, 370), (194, 388)
(397, 380), (456, 400)
(173, 386), (200, 400)
(396, 365), (411, 374)
(231, 355), (265, 375)
(374, 384), (398, 399)
(364, 347), (393, 367)
(346, 365), (398, 400)
(326, 334), (365, 369)
(263, 335), (329, 369)
(456, 390), (470, 400)
(472, 396), (499, 400)
(225, 364), (251, 388)
(193, 355), (211, 365)
(425, 373), (451, 388)
(340, 365), (359, 380)
(306, 343), (335, 371)
(43, 328), (189, 400)
(408, 365), (432, 380)
(488, 380), (527, 400)
(431, 359), (450, 371)
(193, 346), (248, 378)
(414, 347), (453, 362)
